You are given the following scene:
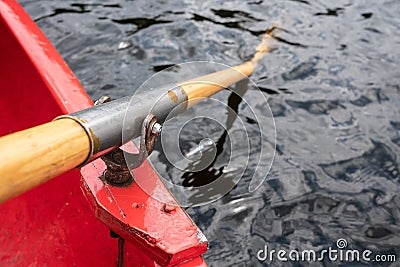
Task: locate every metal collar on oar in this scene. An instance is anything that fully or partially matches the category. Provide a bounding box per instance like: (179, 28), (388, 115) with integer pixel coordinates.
(55, 85), (188, 166)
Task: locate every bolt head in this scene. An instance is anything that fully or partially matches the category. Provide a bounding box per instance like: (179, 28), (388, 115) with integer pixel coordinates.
(151, 123), (162, 136)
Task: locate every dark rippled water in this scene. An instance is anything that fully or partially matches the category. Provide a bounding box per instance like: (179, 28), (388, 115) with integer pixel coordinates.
(20, 0), (400, 266)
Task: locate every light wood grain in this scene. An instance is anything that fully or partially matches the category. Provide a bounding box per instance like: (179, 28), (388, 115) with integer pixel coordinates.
(0, 118), (90, 203)
(179, 62), (254, 107)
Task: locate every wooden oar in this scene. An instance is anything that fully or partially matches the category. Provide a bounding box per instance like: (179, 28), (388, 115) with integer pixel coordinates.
(0, 33), (272, 204)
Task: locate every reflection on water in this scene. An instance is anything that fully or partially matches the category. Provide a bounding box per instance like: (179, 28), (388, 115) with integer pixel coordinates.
(21, 0), (400, 265)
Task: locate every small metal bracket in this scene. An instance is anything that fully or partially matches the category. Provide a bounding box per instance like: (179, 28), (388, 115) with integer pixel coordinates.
(126, 114), (161, 169)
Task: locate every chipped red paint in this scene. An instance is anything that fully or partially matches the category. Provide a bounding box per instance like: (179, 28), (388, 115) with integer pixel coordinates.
(0, 0), (208, 265)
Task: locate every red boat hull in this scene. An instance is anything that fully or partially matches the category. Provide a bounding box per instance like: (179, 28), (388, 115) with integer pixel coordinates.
(0, 1), (206, 266)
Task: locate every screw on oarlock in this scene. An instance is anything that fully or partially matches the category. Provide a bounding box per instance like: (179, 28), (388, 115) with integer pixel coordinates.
(94, 96), (162, 186)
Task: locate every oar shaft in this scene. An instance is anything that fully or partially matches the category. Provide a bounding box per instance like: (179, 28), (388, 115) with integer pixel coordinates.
(179, 62), (254, 106)
(0, 119), (90, 203)
(0, 62), (256, 204)
(61, 62), (256, 163)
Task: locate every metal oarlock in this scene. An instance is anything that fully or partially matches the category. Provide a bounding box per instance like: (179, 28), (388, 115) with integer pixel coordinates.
(55, 85), (187, 166)
(93, 96), (162, 185)
(101, 114), (162, 185)
(79, 97), (207, 266)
